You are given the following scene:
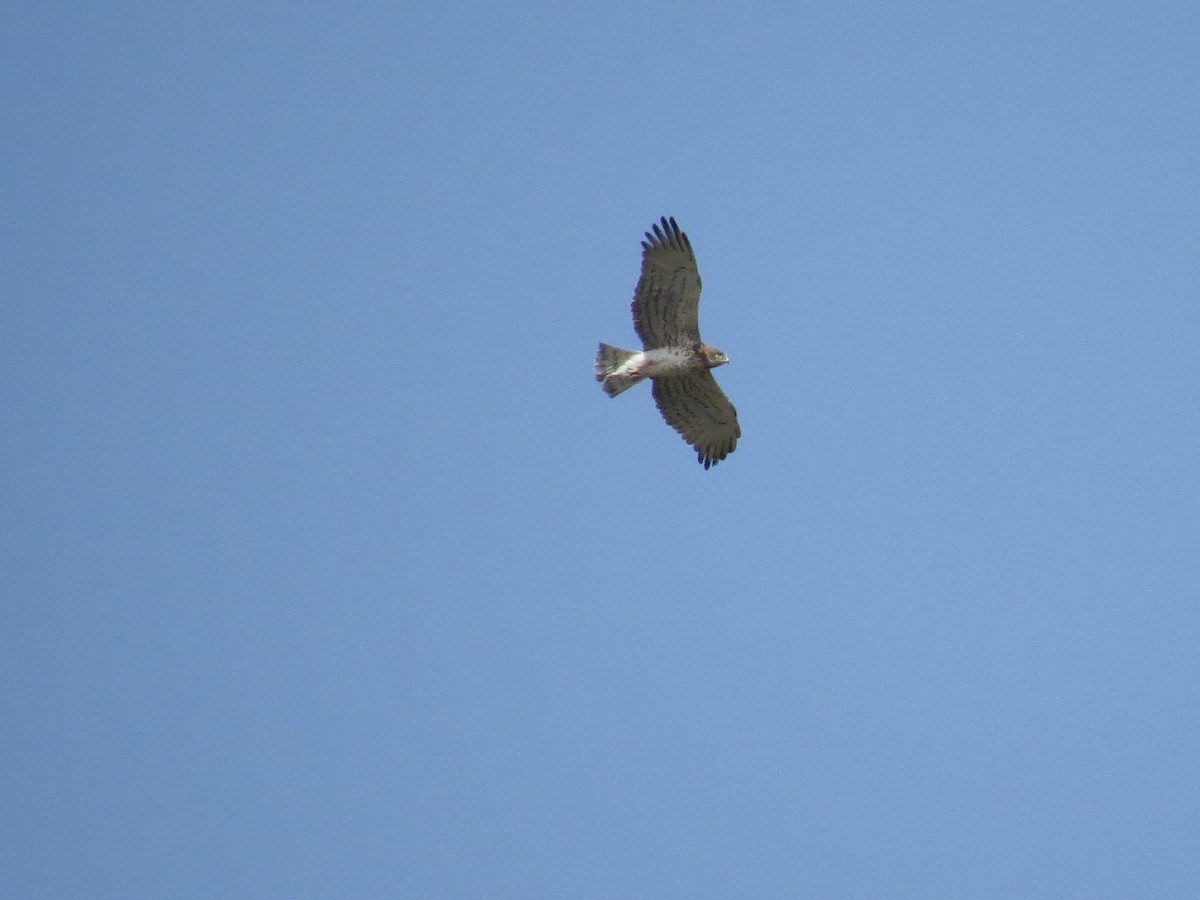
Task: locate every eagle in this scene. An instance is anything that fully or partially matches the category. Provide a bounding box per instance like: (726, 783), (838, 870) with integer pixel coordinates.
(595, 216), (740, 469)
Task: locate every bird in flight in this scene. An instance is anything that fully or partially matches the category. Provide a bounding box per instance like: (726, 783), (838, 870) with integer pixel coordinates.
(595, 216), (740, 469)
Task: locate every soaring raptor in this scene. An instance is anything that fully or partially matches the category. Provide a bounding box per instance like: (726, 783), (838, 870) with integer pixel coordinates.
(595, 216), (740, 469)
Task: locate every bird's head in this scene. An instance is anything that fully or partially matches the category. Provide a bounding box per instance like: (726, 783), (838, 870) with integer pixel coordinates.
(699, 343), (730, 369)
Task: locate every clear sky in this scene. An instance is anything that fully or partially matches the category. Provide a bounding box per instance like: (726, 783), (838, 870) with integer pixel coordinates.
(4, 2), (1199, 897)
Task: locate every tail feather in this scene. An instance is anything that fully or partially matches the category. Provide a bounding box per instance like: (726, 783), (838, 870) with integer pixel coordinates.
(595, 343), (641, 397)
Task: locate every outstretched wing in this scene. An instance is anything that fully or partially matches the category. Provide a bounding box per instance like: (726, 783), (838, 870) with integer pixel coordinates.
(652, 372), (740, 469)
(631, 216), (702, 349)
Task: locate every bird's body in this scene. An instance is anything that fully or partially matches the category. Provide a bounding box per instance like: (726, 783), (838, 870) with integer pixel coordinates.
(595, 217), (740, 469)
(596, 342), (725, 395)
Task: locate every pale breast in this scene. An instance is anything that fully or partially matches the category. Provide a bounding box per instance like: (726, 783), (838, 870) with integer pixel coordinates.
(640, 346), (702, 378)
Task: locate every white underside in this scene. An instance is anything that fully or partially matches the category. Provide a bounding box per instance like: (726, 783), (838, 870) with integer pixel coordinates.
(619, 347), (695, 379)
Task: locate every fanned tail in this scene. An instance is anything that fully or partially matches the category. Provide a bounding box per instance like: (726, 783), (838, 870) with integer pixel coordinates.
(595, 343), (641, 397)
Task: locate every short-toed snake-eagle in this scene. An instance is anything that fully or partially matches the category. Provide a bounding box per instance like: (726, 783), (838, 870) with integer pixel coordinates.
(595, 217), (740, 469)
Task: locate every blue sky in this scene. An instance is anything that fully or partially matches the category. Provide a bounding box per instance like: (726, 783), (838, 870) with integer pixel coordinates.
(4, 1), (1199, 896)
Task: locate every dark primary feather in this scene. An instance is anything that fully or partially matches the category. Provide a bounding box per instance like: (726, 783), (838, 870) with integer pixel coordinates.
(631, 216), (703, 349)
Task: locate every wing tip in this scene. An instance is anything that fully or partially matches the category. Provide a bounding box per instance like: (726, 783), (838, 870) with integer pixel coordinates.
(697, 444), (735, 470)
(642, 216), (689, 254)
